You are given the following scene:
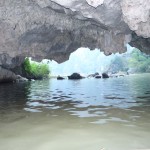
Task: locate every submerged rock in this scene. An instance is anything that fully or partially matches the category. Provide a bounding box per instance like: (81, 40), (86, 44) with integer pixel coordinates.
(16, 75), (28, 82)
(57, 76), (65, 80)
(95, 75), (101, 79)
(68, 73), (84, 80)
(88, 72), (99, 78)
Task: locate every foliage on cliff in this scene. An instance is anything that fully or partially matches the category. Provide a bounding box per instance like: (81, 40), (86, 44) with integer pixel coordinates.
(23, 58), (50, 79)
(107, 48), (150, 73)
(107, 56), (128, 73)
(128, 49), (150, 73)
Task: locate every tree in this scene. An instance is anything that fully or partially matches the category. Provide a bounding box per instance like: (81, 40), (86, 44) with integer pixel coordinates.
(128, 48), (150, 73)
(107, 56), (128, 73)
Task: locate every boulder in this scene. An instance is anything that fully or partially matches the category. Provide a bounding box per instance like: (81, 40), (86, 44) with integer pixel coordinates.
(102, 73), (109, 78)
(0, 67), (17, 83)
(68, 73), (83, 80)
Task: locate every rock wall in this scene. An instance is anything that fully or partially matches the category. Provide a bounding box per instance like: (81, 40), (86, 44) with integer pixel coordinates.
(122, 0), (150, 38)
(0, 0), (149, 69)
(0, 66), (17, 83)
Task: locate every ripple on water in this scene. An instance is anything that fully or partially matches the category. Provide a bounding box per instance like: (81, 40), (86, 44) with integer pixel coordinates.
(0, 75), (150, 150)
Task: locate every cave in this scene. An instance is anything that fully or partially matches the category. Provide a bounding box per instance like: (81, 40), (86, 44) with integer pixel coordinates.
(0, 0), (150, 150)
(0, 0), (150, 72)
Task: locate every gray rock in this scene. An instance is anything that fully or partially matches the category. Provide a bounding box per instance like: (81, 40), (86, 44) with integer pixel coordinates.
(88, 72), (99, 78)
(57, 76), (65, 80)
(68, 73), (84, 79)
(16, 75), (28, 82)
(0, 0), (149, 70)
(0, 67), (17, 83)
(102, 73), (109, 78)
(95, 75), (101, 79)
(122, 0), (150, 38)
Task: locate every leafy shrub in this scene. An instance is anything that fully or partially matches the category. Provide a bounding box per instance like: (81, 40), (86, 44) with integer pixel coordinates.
(23, 58), (50, 79)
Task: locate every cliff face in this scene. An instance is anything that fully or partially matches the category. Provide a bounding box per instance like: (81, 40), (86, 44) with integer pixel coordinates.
(0, 0), (149, 68)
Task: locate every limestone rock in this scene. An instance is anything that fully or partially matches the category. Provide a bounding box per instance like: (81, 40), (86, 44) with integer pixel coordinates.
(122, 0), (150, 38)
(129, 33), (150, 54)
(0, 0), (149, 70)
(95, 75), (102, 79)
(86, 0), (104, 7)
(68, 73), (84, 79)
(16, 75), (28, 82)
(0, 67), (17, 83)
(102, 73), (109, 78)
(57, 76), (65, 80)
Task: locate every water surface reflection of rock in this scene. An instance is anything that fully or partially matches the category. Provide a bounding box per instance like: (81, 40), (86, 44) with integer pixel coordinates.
(23, 74), (150, 122)
(0, 74), (150, 150)
(0, 82), (30, 112)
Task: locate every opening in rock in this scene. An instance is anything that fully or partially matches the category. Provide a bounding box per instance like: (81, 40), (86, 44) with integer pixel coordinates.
(1, 45), (150, 150)
(48, 44), (150, 77)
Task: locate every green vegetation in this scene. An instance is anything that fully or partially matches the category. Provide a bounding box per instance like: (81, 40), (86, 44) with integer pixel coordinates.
(128, 49), (150, 73)
(107, 55), (128, 73)
(107, 48), (150, 73)
(23, 58), (50, 79)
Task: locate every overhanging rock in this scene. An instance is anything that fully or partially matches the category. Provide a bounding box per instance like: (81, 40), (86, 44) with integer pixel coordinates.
(0, 0), (149, 68)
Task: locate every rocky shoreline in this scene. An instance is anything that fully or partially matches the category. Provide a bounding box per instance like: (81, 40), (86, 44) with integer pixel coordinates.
(56, 72), (128, 80)
(0, 67), (28, 83)
(0, 69), (131, 83)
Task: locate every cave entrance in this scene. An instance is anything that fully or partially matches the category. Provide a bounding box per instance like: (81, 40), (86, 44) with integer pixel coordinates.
(48, 45), (134, 77)
(23, 44), (150, 79)
(49, 48), (111, 77)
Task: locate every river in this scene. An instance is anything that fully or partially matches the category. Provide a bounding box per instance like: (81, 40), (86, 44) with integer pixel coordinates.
(0, 74), (150, 150)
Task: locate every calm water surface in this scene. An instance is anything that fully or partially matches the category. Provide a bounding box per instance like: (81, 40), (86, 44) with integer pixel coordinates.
(0, 74), (150, 150)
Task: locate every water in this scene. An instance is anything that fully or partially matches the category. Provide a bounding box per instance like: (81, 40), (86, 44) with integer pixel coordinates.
(0, 74), (150, 150)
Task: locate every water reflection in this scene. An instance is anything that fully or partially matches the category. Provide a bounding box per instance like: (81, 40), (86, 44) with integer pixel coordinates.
(1, 74), (150, 122)
(0, 82), (29, 112)
(0, 74), (150, 150)
(19, 74), (150, 125)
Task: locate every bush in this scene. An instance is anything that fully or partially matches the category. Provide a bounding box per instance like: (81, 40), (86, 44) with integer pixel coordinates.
(23, 58), (50, 79)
